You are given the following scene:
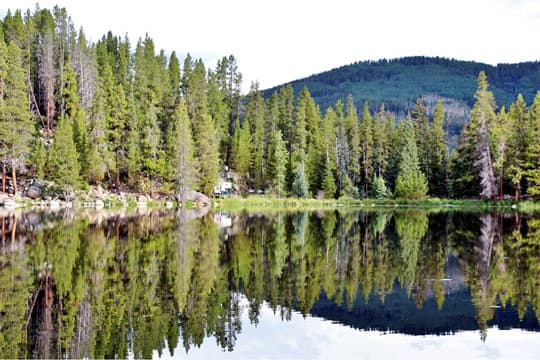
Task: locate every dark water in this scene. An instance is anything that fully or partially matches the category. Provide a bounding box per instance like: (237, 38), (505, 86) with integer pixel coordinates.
(0, 208), (539, 359)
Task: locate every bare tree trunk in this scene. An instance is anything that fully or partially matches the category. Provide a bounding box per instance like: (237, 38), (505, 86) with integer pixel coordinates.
(2, 162), (6, 193)
(12, 160), (18, 195)
(1, 217), (5, 249)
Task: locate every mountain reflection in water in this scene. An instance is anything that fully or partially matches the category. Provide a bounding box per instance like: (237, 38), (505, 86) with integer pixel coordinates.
(0, 208), (538, 358)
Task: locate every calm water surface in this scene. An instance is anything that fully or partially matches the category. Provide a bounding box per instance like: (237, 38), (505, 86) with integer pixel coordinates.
(0, 208), (538, 359)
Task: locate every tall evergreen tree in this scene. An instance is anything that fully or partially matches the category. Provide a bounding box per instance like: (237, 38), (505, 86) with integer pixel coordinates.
(526, 91), (540, 196)
(472, 71), (498, 199)
(451, 72), (497, 199)
(360, 102), (373, 196)
(345, 95), (361, 188)
(411, 98), (430, 180)
(269, 130), (287, 197)
(245, 82), (265, 188)
(429, 100), (449, 197)
(170, 99), (195, 203)
(506, 94), (529, 200)
(395, 118), (428, 199)
(49, 114), (80, 189)
(196, 113), (219, 195)
(372, 104), (392, 178)
(334, 100), (353, 197)
(231, 119), (251, 183)
(0, 42), (33, 194)
(292, 165), (308, 198)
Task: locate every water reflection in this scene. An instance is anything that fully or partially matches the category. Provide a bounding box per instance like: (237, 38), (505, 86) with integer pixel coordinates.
(0, 209), (538, 358)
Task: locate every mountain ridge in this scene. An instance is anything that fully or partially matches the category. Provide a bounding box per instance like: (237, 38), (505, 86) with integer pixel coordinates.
(262, 56), (540, 147)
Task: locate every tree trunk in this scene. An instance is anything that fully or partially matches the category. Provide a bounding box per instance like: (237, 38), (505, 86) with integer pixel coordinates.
(2, 162), (6, 193)
(12, 160), (18, 195)
(1, 217), (5, 248)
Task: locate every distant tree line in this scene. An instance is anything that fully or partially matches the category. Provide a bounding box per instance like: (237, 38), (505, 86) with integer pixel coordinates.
(1, 7), (539, 200)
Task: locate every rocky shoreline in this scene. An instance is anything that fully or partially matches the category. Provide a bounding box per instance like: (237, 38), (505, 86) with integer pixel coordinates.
(0, 180), (211, 210)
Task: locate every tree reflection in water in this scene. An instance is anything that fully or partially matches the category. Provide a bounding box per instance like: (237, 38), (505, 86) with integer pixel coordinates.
(0, 208), (538, 358)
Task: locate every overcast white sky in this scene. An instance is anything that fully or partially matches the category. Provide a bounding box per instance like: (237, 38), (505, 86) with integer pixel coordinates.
(2, 0), (539, 92)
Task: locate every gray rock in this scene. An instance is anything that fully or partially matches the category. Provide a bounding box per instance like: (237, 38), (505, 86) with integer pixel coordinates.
(186, 190), (211, 207)
(26, 186), (42, 199)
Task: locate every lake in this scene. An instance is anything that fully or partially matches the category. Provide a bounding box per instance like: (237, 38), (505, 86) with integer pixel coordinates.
(0, 208), (538, 359)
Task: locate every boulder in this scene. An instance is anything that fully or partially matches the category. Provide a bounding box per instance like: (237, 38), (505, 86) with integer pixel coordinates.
(26, 186), (42, 199)
(185, 191), (211, 207)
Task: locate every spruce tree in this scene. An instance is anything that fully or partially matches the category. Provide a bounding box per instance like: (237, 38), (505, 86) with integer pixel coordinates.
(395, 119), (428, 199)
(49, 114), (80, 189)
(360, 102), (373, 196)
(196, 113), (219, 195)
(322, 159), (337, 199)
(245, 82), (265, 189)
(472, 71), (498, 199)
(0, 42), (33, 194)
(345, 95), (361, 187)
(525, 91), (540, 196)
(429, 100), (449, 197)
(270, 130), (287, 197)
(292, 165), (308, 198)
(506, 94), (529, 200)
(171, 99), (195, 203)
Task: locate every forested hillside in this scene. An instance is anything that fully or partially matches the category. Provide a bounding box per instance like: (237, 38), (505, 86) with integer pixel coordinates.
(265, 57), (540, 147)
(1, 6), (540, 201)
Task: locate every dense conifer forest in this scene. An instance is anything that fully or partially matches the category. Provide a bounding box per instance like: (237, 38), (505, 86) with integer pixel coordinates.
(1, 6), (540, 201)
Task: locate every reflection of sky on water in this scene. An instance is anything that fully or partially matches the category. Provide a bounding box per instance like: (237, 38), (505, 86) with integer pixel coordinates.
(155, 297), (540, 359)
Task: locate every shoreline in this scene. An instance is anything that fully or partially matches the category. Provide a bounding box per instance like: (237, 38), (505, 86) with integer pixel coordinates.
(2, 191), (539, 213)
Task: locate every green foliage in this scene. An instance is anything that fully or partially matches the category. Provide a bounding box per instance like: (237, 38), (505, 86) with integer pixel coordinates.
(292, 165), (308, 198)
(48, 114), (80, 189)
(270, 130), (287, 197)
(322, 159), (337, 199)
(0, 42), (33, 184)
(372, 175), (390, 198)
(196, 114), (219, 195)
(394, 120), (428, 199)
(170, 99), (195, 201)
(2, 5), (540, 203)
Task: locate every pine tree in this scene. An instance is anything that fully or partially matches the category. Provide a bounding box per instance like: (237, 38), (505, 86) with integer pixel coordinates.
(506, 94), (529, 200)
(196, 113), (219, 195)
(372, 175), (390, 199)
(108, 84), (128, 186)
(270, 130), (287, 197)
(0, 42), (33, 194)
(472, 71), (498, 200)
(345, 95), (361, 187)
(360, 102), (373, 197)
(29, 138), (46, 179)
(292, 165), (308, 198)
(321, 159), (336, 199)
(61, 62), (89, 180)
(231, 120), (252, 184)
(49, 114), (80, 189)
(395, 119), (428, 199)
(335, 100), (353, 197)
(171, 99), (195, 203)
(87, 83), (112, 183)
(372, 104), (392, 178)
(429, 101), (449, 197)
(525, 91), (540, 196)
(411, 98), (430, 180)
(244, 82), (265, 188)
(451, 71), (498, 199)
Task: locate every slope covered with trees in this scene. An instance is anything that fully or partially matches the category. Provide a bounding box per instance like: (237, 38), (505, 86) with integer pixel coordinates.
(264, 57), (540, 148)
(1, 6), (540, 201)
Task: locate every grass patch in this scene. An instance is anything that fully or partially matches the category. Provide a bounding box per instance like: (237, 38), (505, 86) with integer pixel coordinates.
(216, 195), (538, 213)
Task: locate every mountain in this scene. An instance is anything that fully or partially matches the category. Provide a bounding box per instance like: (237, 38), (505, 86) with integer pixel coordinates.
(263, 56), (540, 147)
